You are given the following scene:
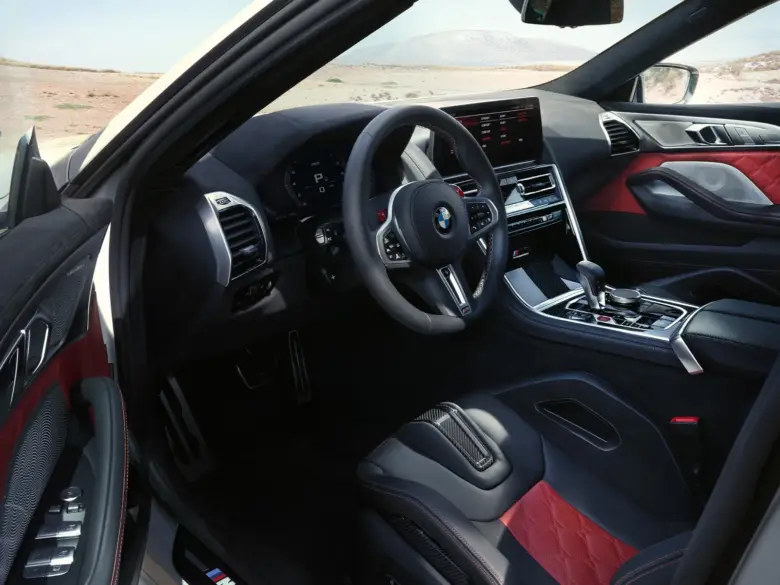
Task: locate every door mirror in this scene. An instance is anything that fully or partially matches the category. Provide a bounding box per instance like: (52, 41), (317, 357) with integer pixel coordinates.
(5, 127), (60, 231)
(516, 0), (624, 27)
(637, 63), (699, 105)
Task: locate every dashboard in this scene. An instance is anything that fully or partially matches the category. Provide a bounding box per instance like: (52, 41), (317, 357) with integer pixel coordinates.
(142, 91), (615, 365)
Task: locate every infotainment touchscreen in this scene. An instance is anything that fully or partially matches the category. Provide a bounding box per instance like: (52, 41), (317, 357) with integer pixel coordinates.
(432, 97), (543, 177)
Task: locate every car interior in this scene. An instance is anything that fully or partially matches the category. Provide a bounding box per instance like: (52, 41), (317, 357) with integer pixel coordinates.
(131, 1), (780, 584)
(9, 0), (780, 584)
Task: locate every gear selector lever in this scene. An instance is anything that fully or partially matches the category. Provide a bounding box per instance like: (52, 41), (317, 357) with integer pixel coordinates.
(576, 260), (606, 310)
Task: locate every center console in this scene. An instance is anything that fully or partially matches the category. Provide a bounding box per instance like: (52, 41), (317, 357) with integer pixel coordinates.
(434, 97), (703, 375)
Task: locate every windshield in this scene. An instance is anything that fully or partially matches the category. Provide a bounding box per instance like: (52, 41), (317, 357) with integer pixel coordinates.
(263, 0), (681, 112)
(4, 0), (780, 210)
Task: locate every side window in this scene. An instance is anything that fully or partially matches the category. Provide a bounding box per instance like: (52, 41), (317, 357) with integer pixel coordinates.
(640, 1), (780, 105)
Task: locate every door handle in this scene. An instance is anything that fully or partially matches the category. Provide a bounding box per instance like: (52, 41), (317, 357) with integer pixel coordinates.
(627, 167), (780, 227)
(686, 124), (732, 146)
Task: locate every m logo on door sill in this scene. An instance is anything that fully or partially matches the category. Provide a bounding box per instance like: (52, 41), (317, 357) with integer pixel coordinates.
(206, 568), (236, 585)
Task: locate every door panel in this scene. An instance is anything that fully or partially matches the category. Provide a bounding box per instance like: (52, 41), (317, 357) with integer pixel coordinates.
(580, 107), (780, 302)
(586, 151), (780, 214)
(0, 192), (124, 583)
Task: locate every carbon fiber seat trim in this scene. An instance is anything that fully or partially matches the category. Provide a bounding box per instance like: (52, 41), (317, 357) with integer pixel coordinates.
(415, 402), (494, 471)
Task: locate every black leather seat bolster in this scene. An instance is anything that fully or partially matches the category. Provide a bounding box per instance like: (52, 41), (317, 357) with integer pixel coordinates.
(357, 465), (514, 585)
(683, 299), (780, 378)
(362, 394), (546, 520)
(359, 508), (450, 585)
(610, 532), (692, 585)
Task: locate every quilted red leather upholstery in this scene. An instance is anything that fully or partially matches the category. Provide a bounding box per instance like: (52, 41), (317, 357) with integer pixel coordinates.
(585, 151), (780, 214)
(500, 481), (637, 585)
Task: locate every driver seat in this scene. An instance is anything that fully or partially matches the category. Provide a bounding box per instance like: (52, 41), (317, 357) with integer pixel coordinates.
(357, 391), (696, 585)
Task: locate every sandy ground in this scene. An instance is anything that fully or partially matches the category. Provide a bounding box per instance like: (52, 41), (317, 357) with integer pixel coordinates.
(3, 60), (780, 185)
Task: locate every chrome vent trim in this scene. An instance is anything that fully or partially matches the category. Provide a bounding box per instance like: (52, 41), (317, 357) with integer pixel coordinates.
(200, 192), (269, 285)
(516, 172), (556, 197)
(600, 112), (641, 156)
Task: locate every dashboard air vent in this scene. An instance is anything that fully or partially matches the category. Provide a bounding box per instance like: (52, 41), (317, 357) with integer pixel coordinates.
(516, 172), (555, 199)
(602, 115), (640, 155)
(217, 205), (266, 279)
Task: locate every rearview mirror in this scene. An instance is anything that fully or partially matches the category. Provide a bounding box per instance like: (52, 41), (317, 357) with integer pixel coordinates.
(637, 63), (699, 105)
(515, 0), (624, 27)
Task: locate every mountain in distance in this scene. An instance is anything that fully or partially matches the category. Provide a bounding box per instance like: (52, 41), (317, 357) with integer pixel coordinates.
(338, 30), (595, 67)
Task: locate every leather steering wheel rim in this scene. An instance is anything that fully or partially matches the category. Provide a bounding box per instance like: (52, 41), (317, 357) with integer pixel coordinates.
(343, 105), (508, 335)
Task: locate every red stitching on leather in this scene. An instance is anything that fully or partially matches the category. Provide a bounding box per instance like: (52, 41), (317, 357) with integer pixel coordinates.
(110, 386), (128, 585)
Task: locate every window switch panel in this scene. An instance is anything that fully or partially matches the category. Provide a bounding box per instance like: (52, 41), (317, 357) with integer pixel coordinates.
(50, 548), (75, 566)
(46, 564), (72, 577)
(36, 521), (81, 540)
(23, 566), (49, 579)
(24, 549), (53, 568)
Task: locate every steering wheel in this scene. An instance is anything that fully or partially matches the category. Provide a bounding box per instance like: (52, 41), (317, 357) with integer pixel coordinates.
(343, 105), (508, 335)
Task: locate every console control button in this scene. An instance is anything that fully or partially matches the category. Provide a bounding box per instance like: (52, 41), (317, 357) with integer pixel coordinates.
(382, 231), (407, 262)
(610, 288), (642, 306)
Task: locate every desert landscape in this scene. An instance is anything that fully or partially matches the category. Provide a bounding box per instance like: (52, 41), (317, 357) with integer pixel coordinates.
(2, 30), (780, 166)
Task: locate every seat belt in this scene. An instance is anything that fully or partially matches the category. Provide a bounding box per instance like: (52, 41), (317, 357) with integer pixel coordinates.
(671, 355), (780, 585)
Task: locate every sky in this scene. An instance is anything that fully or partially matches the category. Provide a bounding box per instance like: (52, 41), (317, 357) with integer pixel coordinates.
(1, 0), (780, 72)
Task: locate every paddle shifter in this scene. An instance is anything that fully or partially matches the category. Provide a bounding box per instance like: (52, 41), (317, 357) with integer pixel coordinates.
(576, 260), (606, 310)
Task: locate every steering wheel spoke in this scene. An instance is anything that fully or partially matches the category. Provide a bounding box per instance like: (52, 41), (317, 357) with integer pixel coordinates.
(375, 216), (412, 269)
(405, 262), (473, 318)
(435, 262), (473, 317)
(463, 196), (500, 242)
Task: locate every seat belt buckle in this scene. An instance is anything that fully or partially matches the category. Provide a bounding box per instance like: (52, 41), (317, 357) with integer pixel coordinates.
(668, 416), (703, 493)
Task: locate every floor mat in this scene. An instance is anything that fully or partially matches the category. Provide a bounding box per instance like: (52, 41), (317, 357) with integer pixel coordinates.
(173, 336), (357, 583)
(169, 301), (480, 583)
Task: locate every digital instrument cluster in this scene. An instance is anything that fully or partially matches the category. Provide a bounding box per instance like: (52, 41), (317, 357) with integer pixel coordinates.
(286, 150), (345, 210)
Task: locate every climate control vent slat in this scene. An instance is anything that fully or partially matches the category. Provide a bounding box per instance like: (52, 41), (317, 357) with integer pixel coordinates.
(220, 217), (252, 231)
(216, 203), (266, 280)
(601, 115), (640, 155)
(224, 225), (257, 242)
(517, 173), (555, 197)
(228, 235), (259, 252)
